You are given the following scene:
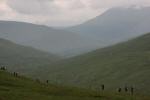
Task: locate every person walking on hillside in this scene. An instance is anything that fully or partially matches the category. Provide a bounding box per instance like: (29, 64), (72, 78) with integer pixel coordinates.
(101, 84), (105, 91)
(46, 80), (49, 84)
(125, 86), (128, 92)
(118, 88), (122, 93)
(131, 87), (134, 95)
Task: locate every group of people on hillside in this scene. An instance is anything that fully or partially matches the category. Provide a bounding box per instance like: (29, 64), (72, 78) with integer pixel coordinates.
(0, 66), (19, 77)
(101, 84), (134, 95)
(0, 66), (7, 71)
(118, 86), (134, 95)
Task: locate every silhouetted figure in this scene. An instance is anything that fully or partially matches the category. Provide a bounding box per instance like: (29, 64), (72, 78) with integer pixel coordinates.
(131, 87), (134, 95)
(16, 72), (18, 77)
(101, 84), (105, 91)
(46, 80), (49, 84)
(0, 66), (6, 71)
(13, 72), (16, 76)
(118, 88), (122, 93)
(13, 72), (18, 77)
(125, 86), (128, 92)
(4, 67), (6, 71)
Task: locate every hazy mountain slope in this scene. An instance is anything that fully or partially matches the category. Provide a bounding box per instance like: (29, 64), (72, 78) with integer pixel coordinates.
(0, 38), (59, 75)
(0, 21), (101, 57)
(38, 33), (150, 95)
(68, 7), (150, 46)
(0, 71), (149, 100)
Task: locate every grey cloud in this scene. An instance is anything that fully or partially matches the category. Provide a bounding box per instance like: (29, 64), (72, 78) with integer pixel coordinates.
(61, 0), (86, 10)
(1, 0), (150, 26)
(0, 10), (6, 16)
(6, 0), (60, 15)
(89, 0), (150, 9)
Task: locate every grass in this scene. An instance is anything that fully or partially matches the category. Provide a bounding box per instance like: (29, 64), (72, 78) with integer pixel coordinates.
(1, 70), (150, 100)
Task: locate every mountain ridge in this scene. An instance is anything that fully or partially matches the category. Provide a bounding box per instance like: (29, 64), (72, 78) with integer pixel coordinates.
(68, 7), (150, 46)
(0, 20), (101, 57)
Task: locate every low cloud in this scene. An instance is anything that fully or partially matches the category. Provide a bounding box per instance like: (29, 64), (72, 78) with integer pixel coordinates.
(0, 0), (150, 26)
(89, 0), (150, 9)
(6, 0), (60, 15)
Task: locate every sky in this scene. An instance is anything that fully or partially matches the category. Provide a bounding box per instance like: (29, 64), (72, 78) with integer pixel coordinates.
(0, 0), (150, 27)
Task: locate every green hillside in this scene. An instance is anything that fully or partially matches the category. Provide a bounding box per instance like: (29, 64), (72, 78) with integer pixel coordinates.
(37, 33), (150, 95)
(0, 38), (60, 76)
(0, 70), (149, 100)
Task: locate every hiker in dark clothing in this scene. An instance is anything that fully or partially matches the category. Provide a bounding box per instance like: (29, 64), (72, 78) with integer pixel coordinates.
(13, 72), (18, 77)
(46, 80), (49, 84)
(101, 84), (105, 91)
(131, 87), (134, 95)
(0, 66), (6, 71)
(4, 67), (6, 70)
(13, 72), (16, 76)
(125, 86), (128, 92)
(16, 72), (18, 77)
(118, 88), (122, 93)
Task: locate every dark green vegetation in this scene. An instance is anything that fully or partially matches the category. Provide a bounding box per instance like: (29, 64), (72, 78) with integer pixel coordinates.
(0, 38), (60, 76)
(36, 33), (150, 95)
(0, 70), (150, 100)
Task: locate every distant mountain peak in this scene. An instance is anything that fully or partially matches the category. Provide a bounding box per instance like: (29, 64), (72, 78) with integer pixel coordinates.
(68, 6), (150, 47)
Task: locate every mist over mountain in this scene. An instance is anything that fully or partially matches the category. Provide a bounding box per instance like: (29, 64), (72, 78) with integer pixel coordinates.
(68, 7), (150, 46)
(1, 7), (150, 57)
(0, 21), (101, 57)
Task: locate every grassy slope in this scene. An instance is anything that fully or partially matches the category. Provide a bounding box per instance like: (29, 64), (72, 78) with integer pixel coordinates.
(0, 70), (149, 100)
(37, 33), (150, 95)
(0, 38), (60, 76)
